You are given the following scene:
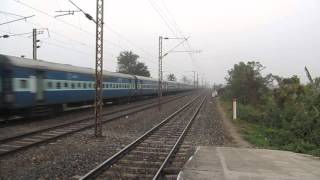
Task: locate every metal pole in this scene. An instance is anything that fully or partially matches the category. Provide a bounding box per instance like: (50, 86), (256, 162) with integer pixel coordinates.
(197, 73), (199, 88)
(193, 71), (195, 89)
(233, 98), (237, 120)
(158, 36), (163, 111)
(94, 0), (104, 137)
(32, 28), (37, 60)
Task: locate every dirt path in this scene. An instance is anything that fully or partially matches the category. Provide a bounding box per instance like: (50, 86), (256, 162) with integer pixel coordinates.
(215, 97), (252, 148)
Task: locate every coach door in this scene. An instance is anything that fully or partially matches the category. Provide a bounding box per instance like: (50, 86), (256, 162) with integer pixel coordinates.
(35, 72), (45, 101)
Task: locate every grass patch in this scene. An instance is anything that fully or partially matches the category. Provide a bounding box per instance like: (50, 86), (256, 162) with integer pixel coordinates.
(220, 99), (320, 156)
(220, 100), (269, 147)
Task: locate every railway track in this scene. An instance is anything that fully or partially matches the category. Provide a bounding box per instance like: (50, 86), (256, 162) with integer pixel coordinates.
(79, 93), (206, 180)
(0, 92), (194, 157)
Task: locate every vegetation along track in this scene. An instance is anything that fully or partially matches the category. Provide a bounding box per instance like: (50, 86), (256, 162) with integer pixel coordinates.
(0, 92), (193, 157)
(79, 93), (206, 180)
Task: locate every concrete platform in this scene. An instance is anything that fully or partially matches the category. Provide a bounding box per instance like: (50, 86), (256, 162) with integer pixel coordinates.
(178, 146), (320, 180)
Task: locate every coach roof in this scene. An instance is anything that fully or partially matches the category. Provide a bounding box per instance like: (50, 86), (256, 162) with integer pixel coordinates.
(0, 54), (135, 79)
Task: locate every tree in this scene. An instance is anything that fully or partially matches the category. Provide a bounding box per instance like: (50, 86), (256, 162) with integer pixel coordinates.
(181, 76), (191, 84)
(117, 51), (150, 77)
(167, 74), (176, 81)
(225, 61), (270, 105)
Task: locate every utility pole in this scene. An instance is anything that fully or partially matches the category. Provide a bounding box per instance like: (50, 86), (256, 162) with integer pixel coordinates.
(158, 36), (163, 111)
(32, 28), (44, 60)
(192, 71), (196, 89)
(54, 0), (104, 137)
(197, 73), (199, 88)
(94, 0), (104, 137)
(157, 36), (196, 110)
(32, 28), (37, 60)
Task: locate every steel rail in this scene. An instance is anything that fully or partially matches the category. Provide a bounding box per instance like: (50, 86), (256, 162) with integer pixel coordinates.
(153, 95), (206, 179)
(79, 93), (203, 180)
(0, 93), (191, 157)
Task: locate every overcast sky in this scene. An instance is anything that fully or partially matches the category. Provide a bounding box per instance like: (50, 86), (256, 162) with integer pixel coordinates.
(1, 0), (320, 85)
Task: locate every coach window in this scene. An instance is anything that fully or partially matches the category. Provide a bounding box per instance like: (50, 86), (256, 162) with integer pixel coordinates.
(71, 83), (75, 89)
(83, 83), (87, 89)
(77, 82), (81, 88)
(20, 79), (28, 89)
(56, 82), (61, 89)
(64, 82), (68, 88)
(47, 82), (53, 89)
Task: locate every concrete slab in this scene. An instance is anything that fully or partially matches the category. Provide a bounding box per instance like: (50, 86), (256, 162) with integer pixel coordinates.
(178, 146), (320, 180)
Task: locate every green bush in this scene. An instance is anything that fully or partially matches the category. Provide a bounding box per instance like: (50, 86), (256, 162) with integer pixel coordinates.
(220, 61), (320, 156)
(237, 104), (263, 123)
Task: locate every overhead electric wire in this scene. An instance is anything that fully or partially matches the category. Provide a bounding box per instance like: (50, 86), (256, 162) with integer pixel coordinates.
(11, 0), (159, 69)
(158, 0), (198, 69)
(147, 0), (198, 74)
(6, 0), (188, 78)
(0, 10), (25, 18)
(148, 0), (180, 38)
(151, 0), (198, 63)
(0, 15), (35, 26)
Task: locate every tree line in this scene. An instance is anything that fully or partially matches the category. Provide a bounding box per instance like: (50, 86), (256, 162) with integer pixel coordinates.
(117, 50), (188, 82)
(219, 61), (320, 156)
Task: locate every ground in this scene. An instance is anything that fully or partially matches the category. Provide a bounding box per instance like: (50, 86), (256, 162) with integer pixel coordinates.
(0, 92), (249, 180)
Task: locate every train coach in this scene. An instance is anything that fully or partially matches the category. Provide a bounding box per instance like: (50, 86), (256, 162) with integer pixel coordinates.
(0, 54), (193, 117)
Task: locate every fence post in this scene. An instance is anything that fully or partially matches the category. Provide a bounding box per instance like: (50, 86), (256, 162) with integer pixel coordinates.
(233, 98), (237, 120)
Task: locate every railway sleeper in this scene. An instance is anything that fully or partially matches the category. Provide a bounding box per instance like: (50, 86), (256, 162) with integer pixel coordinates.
(124, 154), (167, 161)
(143, 140), (178, 144)
(110, 164), (159, 174)
(40, 133), (61, 136)
(162, 166), (181, 175)
(97, 171), (153, 180)
(129, 150), (169, 157)
(148, 135), (181, 139)
(165, 161), (186, 168)
(49, 130), (69, 134)
(163, 174), (179, 180)
(135, 146), (185, 153)
(11, 140), (34, 145)
(139, 142), (191, 148)
(0, 144), (21, 148)
(0, 148), (8, 152)
(118, 159), (163, 168)
(20, 137), (42, 142)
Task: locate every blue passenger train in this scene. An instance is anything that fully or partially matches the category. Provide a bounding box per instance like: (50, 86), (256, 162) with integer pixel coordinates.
(0, 54), (193, 117)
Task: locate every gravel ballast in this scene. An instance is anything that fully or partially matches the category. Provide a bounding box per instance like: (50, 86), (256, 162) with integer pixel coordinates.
(0, 91), (238, 180)
(0, 92), (198, 180)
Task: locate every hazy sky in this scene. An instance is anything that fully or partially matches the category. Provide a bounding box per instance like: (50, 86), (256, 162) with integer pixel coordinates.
(1, 0), (320, 84)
